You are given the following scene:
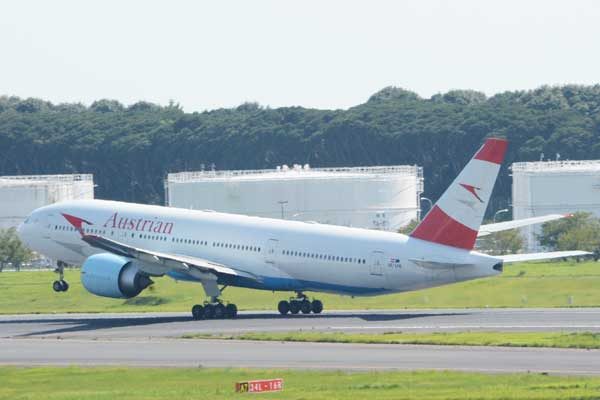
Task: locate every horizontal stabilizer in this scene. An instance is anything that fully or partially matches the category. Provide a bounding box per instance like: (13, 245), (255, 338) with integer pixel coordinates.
(478, 214), (568, 237)
(409, 258), (475, 269)
(499, 250), (592, 263)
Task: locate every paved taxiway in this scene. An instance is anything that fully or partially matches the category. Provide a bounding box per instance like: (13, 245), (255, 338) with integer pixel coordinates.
(2, 309), (600, 373)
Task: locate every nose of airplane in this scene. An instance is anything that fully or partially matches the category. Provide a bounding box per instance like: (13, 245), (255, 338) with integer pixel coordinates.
(17, 221), (25, 238)
(17, 220), (29, 246)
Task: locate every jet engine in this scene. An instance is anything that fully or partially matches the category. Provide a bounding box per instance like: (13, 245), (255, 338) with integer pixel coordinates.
(81, 253), (153, 298)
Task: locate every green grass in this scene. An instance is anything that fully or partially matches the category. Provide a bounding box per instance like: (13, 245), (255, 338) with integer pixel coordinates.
(1, 260), (599, 314)
(2, 367), (600, 399)
(185, 331), (600, 350)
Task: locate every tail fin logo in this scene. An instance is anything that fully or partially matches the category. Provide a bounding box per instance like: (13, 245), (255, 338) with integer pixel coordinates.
(460, 183), (483, 203)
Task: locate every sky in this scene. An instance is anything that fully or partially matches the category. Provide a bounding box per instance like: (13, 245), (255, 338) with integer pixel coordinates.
(1, 0), (600, 111)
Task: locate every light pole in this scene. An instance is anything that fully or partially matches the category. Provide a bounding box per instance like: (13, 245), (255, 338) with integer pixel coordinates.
(277, 200), (288, 220)
(493, 208), (509, 223)
(420, 197), (433, 219)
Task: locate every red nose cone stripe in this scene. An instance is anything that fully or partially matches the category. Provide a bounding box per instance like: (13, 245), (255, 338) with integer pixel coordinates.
(474, 138), (508, 165)
(411, 205), (478, 250)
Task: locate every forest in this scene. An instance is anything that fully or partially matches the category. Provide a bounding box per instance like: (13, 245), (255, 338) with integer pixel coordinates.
(1, 85), (599, 214)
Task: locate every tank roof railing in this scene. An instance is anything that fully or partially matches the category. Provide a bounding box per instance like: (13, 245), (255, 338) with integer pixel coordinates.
(167, 165), (422, 183)
(511, 160), (600, 173)
(0, 174), (93, 182)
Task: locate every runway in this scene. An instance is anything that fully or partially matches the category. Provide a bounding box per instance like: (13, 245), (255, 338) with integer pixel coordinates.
(2, 338), (600, 374)
(2, 309), (600, 374)
(2, 308), (600, 339)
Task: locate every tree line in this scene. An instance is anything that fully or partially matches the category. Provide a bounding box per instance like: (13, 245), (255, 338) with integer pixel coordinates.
(1, 85), (600, 213)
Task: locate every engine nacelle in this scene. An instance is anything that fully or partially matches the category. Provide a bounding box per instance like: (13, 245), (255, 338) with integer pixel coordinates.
(81, 253), (153, 298)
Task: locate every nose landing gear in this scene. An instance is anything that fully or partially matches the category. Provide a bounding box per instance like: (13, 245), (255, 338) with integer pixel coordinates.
(52, 261), (69, 292)
(278, 292), (323, 315)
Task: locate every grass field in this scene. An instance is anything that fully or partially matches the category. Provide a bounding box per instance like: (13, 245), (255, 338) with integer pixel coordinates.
(2, 367), (600, 400)
(186, 331), (600, 350)
(1, 260), (599, 314)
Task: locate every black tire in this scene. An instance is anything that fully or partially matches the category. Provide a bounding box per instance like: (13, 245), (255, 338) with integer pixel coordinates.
(300, 300), (311, 314)
(278, 300), (290, 315)
(60, 280), (69, 292)
(53, 281), (62, 292)
(289, 300), (300, 314)
(311, 300), (323, 314)
(203, 304), (215, 319)
(191, 304), (204, 320)
(225, 303), (238, 318)
(214, 303), (225, 319)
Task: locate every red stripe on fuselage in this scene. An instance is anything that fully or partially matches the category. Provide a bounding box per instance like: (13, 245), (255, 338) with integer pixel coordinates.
(410, 205), (478, 250)
(62, 213), (92, 236)
(474, 138), (508, 165)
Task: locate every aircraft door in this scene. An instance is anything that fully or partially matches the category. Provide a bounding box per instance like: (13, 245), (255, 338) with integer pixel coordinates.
(264, 238), (279, 265)
(41, 212), (53, 239)
(369, 250), (385, 276)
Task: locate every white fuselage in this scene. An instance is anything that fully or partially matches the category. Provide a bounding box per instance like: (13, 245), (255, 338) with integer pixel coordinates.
(18, 199), (502, 296)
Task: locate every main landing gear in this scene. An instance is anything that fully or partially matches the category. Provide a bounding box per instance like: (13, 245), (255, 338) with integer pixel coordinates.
(52, 261), (69, 293)
(278, 292), (323, 315)
(191, 297), (238, 320)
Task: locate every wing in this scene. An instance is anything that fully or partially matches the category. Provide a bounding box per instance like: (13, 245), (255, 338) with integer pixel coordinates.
(81, 234), (262, 296)
(478, 214), (568, 237)
(498, 250), (592, 263)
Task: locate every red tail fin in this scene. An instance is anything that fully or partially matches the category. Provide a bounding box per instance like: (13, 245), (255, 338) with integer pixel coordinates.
(410, 138), (508, 250)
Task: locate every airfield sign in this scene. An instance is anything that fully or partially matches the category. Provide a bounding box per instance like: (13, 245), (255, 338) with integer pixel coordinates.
(235, 378), (283, 393)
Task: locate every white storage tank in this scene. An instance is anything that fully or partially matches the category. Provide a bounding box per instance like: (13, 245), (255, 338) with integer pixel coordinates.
(166, 165), (423, 231)
(0, 174), (94, 230)
(512, 160), (600, 251)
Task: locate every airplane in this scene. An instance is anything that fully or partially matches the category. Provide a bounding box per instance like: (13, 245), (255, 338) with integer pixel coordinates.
(17, 138), (590, 319)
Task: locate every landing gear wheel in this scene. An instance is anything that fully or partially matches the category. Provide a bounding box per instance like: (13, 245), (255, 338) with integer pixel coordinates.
(289, 301), (301, 314)
(278, 300), (290, 315)
(214, 303), (225, 319)
(311, 300), (323, 314)
(203, 304), (215, 319)
(53, 280), (63, 292)
(191, 304), (204, 320)
(225, 303), (238, 318)
(59, 280), (69, 292)
(300, 300), (312, 314)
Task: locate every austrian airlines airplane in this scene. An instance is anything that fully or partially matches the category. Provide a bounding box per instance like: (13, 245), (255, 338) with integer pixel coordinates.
(17, 138), (588, 319)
